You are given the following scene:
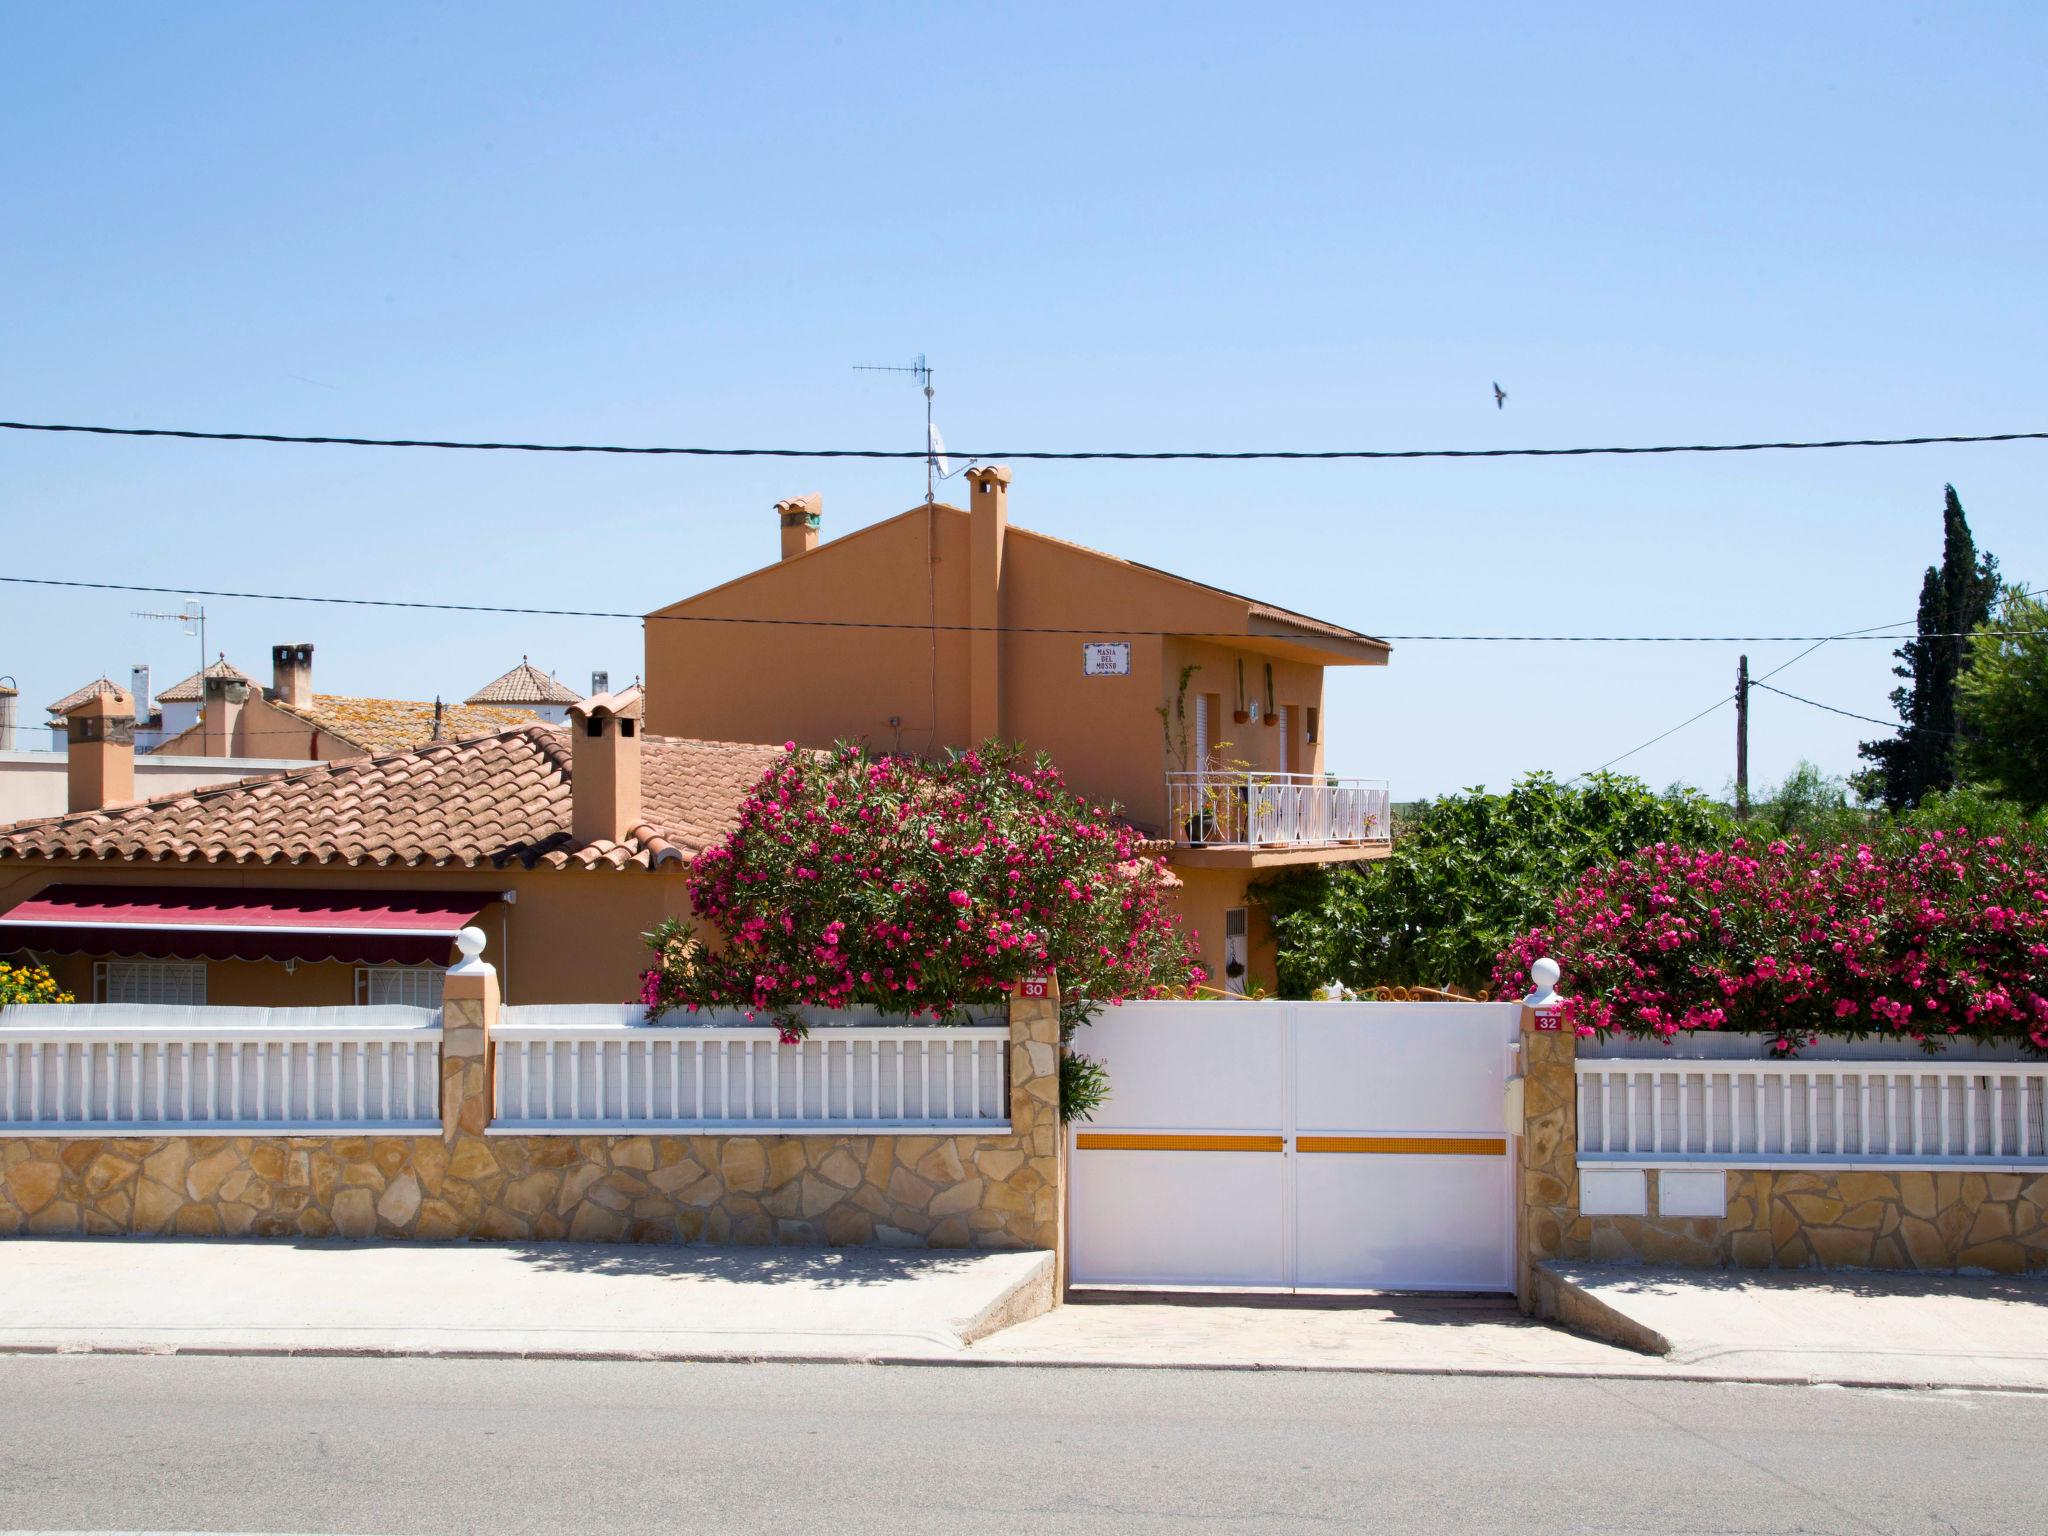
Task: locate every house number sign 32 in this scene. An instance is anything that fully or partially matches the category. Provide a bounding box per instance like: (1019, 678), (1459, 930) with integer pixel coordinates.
(1082, 642), (1131, 676)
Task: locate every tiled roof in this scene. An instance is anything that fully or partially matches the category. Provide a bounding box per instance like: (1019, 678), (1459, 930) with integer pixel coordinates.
(44, 677), (125, 717)
(299, 695), (537, 756)
(0, 724), (788, 872)
(154, 657), (255, 704)
(465, 660), (583, 707)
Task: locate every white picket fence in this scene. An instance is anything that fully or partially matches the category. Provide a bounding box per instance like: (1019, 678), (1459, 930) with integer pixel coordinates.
(1577, 1058), (2048, 1169)
(0, 1004), (443, 1135)
(491, 1007), (1010, 1134)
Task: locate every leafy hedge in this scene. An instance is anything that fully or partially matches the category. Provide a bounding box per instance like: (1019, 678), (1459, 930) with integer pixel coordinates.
(638, 741), (1203, 1119)
(1492, 828), (2048, 1053)
(1256, 772), (1730, 997)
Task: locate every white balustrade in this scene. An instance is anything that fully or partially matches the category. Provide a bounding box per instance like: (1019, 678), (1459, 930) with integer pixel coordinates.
(492, 1008), (1010, 1134)
(1575, 1058), (2048, 1170)
(0, 1005), (442, 1135)
(1166, 772), (1390, 848)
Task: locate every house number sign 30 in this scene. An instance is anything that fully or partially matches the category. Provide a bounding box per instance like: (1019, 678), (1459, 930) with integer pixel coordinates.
(1082, 642), (1131, 676)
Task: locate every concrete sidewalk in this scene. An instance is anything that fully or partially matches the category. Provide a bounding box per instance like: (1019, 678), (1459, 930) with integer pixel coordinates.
(7, 1239), (2048, 1390)
(0, 1238), (1052, 1361)
(1544, 1263), (2048, 1391)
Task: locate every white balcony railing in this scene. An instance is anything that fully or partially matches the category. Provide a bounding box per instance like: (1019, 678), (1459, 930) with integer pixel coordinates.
(1165, 772), (1391, 849)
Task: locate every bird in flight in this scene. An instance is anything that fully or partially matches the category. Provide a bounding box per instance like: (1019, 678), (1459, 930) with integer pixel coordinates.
(1492, 381), (1507, 410)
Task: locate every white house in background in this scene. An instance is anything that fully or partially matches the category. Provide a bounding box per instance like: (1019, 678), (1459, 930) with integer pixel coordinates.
(465, 660), (599, 727)
(0, 746), (305, 824)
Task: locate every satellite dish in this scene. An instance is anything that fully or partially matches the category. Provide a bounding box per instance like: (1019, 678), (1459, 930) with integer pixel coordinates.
(928, 420), (952, 480)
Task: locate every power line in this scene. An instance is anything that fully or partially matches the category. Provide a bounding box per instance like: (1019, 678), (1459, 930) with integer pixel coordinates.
(7, 574), (2044, 643)
(3, 417), (2045, 462)
(1750, 680), (1911, 733)
(1581, 694), (1736, 777)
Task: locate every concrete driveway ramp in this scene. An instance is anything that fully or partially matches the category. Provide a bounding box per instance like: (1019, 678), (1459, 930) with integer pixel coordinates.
(1541, 1261), (2048, 1390)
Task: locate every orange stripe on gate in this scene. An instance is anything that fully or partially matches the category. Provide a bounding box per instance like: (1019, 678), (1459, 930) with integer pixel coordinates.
(1074, 1133), (1285, 1153)
(1296, 1135), (1507, 1156)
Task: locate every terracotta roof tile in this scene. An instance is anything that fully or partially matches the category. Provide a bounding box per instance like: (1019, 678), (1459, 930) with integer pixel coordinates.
(153, 657), (256, 704)
(299, 695), (535, 755)
(465, 659), (583, 707)
(44, 677), (125, 717)
(0, 724), (787, 874)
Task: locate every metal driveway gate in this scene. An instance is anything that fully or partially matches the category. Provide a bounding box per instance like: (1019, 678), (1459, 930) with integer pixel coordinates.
(1068, 1001), (1518, 1291)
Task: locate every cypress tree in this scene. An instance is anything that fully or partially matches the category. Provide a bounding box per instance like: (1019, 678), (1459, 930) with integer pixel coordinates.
(1854, 485), (2000, 810)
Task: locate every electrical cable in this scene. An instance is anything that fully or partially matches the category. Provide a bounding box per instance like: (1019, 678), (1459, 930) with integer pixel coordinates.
(5, 574), (2043, 644)
(3, 417), (2045, 461)
(1749, 680), (1916, 734)
(1579, 694), (1737, 778)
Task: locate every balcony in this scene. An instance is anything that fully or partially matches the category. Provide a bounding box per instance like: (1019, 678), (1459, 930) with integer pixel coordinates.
(1165, 772), (1392, 850)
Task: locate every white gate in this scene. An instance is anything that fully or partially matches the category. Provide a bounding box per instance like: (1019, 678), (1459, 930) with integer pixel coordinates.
(1068, 1000), (1518, 1291)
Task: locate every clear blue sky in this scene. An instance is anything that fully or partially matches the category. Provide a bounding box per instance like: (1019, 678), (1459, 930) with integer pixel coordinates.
(4, 4), (2043, 798)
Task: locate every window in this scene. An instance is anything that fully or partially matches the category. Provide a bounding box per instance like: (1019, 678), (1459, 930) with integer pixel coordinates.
(355, 965), (445, 1008)
(1305, 707), (1319, 746)
(94, 959), (206, 1005)
(1277, 706), (1290, 775)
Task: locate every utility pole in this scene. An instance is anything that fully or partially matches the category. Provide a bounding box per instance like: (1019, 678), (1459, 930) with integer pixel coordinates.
(1735, 653), (1750, 820)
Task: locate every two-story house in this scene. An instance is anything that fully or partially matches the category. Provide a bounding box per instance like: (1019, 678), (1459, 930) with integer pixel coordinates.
(644, 468), (1392, 991)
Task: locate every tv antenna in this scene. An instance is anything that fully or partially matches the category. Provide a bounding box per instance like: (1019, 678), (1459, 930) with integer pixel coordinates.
(852, 354), (947, 503)
(133, 600), (206, 680)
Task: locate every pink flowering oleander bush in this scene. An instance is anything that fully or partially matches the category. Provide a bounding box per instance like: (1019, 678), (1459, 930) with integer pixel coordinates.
(1492, 829), (2048, 1056)
(639, 741), (1203, 1113)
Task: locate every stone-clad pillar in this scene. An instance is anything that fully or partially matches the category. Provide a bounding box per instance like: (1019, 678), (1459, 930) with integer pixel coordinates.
(1008, 976), (1063, 1258)
(439, 927), (498, 1141)
(1517, 959), (1580, 1307)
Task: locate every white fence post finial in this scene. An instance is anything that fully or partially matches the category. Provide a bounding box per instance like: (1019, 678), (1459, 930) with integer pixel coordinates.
(1525, 957), (1561, 1008)
(449, 926), (492, 977)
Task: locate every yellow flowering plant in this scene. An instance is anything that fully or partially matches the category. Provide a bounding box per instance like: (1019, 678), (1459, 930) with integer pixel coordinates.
(0, 960), (74, 1006)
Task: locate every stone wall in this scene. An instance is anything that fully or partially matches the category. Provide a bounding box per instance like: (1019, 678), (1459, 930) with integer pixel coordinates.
(0, 967), (1062, 1251)
(1516, 1005), (2048, 1293)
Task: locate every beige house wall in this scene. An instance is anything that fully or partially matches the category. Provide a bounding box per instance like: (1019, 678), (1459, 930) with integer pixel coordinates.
(0, 860), (690, 1008)
(0, 976), (1062, 1252)
(153, 693), (358, 762)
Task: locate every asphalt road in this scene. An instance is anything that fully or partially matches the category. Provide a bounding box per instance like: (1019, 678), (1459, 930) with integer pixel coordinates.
(0, 1354), (2038, 1535)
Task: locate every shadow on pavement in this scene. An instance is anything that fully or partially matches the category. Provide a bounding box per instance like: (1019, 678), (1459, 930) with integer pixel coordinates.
(498, 1239), (1002, 1287)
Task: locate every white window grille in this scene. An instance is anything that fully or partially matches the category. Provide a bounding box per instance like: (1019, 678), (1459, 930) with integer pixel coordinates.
(93, 960), (206, 1006)
(1192, 692), (1209, 772)
(354, 966), (445, 1008)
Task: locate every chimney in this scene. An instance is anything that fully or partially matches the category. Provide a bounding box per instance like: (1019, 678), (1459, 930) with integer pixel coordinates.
(130, 665), (151, 723)
(966, 465), (1011, 745)
(776, 493), (822, 561)
(568, 690), (643, 846)
(201, 670), (249, 758)
(271, 642), (314, 709)
(65, 688), (136, 812)
(0, 679), (16, 752)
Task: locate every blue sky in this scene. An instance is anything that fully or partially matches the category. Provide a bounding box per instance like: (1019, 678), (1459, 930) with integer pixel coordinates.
(3, 3), (2043, 798)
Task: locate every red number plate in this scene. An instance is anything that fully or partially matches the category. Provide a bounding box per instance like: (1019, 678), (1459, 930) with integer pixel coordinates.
(1019, 977), (1051, 999)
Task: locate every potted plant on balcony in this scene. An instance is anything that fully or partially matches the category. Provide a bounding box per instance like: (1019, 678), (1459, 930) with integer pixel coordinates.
(1261, 663), (1278, 728)
(1233, 659), (1250, 726)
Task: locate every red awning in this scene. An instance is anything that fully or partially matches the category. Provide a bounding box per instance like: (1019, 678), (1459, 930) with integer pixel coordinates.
(0, 885), (492, 966)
